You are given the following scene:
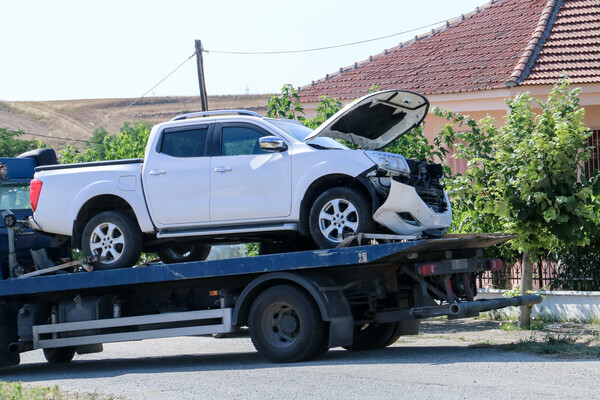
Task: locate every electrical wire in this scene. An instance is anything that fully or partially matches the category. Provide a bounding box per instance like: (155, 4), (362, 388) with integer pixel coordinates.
(93, 51), (198, 130)
(204, 18), (453, 55)
(6, 52), (198, 149)
(10, 15), (463, 146)
(15, 131), (88, 143)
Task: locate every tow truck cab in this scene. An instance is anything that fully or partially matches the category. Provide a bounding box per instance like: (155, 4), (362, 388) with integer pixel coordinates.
(0, 149), (70, 279)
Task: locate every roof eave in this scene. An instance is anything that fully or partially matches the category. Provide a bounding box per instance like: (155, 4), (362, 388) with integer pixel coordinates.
(504, 0), (564, 88)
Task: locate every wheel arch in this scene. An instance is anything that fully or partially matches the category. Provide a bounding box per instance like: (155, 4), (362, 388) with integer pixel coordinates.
(72, 195), (139, 249)
(232, 271), (354, 348)
(298, 174), (378, 236)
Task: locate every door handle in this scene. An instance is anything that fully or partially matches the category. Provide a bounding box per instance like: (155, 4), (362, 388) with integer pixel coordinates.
(214, 167), (232, 173)
(149, 170), (167, 175)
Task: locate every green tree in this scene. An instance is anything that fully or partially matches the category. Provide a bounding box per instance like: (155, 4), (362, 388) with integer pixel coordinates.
(84, 126), (112, 160)
(435, 76), (600, 326)
(266, 84), (305, 121)
(303, 95), (343, 129)
(0, 128), (44, 157)
(59, 121), (150, 163)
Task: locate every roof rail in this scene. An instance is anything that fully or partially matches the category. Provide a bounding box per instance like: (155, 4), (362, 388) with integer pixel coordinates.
(171, 110), (262, 121)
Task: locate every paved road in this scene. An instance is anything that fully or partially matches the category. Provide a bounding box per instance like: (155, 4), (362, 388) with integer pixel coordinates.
(1, 322), (598, 400)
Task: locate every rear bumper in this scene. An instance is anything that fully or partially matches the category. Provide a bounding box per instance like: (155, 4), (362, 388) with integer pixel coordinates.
(372, 180), (452, 235)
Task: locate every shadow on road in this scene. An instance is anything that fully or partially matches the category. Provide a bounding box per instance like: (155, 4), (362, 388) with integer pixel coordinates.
(1, 339), (594, 384)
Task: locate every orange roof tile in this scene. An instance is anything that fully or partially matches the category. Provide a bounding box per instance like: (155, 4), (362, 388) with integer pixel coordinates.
(299, 0), (600, 102)
(522, 0), (600, 86)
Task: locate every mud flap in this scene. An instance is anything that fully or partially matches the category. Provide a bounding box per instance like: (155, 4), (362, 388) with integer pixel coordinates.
(0, 302), (20, 368)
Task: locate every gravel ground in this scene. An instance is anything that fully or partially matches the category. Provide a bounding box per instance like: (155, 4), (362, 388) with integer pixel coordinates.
(421, 318), (600, 345)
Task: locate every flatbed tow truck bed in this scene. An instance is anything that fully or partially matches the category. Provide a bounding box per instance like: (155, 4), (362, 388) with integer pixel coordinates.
(0, 234), (542, 367)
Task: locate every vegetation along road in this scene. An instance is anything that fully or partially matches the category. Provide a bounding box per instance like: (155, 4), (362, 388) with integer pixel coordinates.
(2, 319), (599, 399)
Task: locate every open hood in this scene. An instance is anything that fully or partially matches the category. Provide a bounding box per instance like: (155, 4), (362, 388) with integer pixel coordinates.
(305, 90), (429, 150)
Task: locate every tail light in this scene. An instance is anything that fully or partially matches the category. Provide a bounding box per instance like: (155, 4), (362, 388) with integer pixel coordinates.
(488, 259), (503, 271)
(30, 179), (43, 212)
(419, 264), (437, 276)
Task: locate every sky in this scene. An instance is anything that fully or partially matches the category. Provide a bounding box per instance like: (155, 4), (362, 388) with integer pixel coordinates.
(0, 0), (487, 101)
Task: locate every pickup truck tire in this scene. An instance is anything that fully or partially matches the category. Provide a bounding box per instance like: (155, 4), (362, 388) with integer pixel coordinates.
(82, 211), (142, 270)
(43, 346), (76, 363)
(309, 187), (375, 249)
(249, 284), (325, 363)
(157, 244), (211, 264)
(343, 322), (397, 351)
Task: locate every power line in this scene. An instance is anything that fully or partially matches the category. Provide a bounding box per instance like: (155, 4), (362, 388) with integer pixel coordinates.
(8, 53), (198, 146)
(93, 51), (198, 130)
(16, 131), (89, 143)
(204, 18), (453, 55)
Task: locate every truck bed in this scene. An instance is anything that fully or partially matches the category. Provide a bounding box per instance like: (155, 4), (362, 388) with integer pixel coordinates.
(34, 158), (143, 172)
(0, 234), (513, 297)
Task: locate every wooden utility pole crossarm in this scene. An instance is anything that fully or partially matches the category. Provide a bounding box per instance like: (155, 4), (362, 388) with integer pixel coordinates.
(195, 40), (209, 111)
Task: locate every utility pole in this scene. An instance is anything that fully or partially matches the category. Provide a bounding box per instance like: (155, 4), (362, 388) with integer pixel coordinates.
(195, 40), (208, 111)
(519, 251), (533, 328)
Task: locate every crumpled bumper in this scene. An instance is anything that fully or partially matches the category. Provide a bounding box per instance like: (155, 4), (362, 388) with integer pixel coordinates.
(372, 180), (452, 235)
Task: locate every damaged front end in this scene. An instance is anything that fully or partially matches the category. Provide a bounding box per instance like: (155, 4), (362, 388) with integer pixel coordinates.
(363, 151), (452, 236)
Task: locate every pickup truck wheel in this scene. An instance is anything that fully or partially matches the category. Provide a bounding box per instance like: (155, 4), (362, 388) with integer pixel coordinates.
(343, 322), (397, 351)
(82, 211), (142, 270)
(249, 285), (325, 363)
(157, 244), (211, 264)
(43, 346), (76, 363)
(309, 187), (375, 249)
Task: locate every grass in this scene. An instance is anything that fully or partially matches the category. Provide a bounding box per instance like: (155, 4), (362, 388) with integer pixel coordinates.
(502, 334), (600, 358)
(0, 381), (117, 400)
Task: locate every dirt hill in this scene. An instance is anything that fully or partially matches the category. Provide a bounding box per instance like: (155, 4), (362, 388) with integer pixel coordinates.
(0, 94), (270, 149)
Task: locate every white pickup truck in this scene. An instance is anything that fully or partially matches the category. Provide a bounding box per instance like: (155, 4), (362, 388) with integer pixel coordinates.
(30, 90), (452, 269)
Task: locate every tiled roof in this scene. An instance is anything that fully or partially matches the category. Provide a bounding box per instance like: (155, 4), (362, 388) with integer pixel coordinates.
(521, 0), (600, 86)
(299, 0), (599, 102)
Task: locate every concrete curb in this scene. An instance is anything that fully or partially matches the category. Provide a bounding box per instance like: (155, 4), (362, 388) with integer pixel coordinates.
(477, 289), (600, 322)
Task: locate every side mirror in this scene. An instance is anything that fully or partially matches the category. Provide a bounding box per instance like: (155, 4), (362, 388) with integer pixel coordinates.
(259, 136), (288, 152)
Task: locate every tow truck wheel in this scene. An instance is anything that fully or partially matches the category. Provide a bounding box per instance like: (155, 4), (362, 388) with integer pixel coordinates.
(309, 187), (375, 249)
(157, 244), (211, 264)
(43, 346), (75, 363)
(249, 285), (325, 363)
(343, 322), (397, 351)
(82, 211), (142, 270)
(383, 320), (421, 347)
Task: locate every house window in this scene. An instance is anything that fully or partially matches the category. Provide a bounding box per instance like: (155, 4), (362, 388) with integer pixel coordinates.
(585, 129), (600, 179)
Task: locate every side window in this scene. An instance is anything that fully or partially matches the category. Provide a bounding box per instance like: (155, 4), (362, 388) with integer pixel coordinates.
(159, 127), (208, 157)
(222, 126), (273, 156)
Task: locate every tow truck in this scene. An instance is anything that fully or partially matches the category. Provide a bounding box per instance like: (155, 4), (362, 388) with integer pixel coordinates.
(0, 231), (541, 367)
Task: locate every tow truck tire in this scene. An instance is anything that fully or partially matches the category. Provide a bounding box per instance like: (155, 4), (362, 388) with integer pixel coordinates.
(157, 244), (211, 264)
(43, 347), (76, 363)
(82, 211), (142, 270)
(343, 322), (397, 351)
(383, 320), (422, 347)
(309, 187), (375, 249)
(249, 285), (325, 363)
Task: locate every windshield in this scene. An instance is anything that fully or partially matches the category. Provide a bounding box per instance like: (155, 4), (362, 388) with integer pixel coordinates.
(0, 182), (31, 211)
(267, 119), (348, 150)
